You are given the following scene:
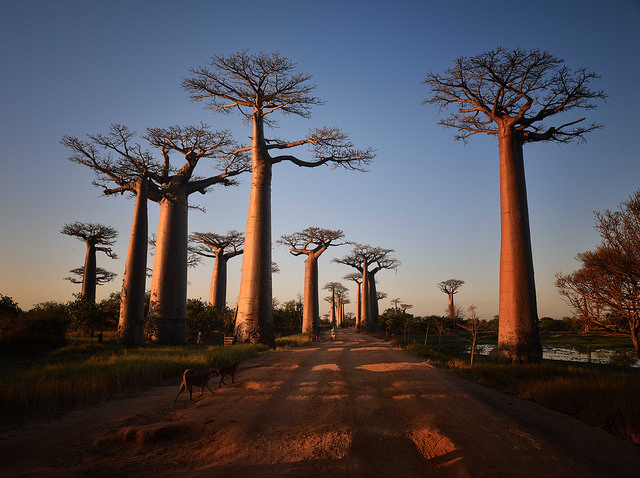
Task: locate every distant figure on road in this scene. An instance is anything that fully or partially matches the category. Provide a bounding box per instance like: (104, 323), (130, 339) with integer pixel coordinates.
(331, 327), (336, 341)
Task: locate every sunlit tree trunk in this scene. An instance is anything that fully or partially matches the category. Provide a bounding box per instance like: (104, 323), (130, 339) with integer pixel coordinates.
(368, 271), (380, 331)
(82, 242), (97, 302)
(355, 282), (361, 329)
(209, 252), (228, 310)
(360, 260), (369, 331)
(118, 177), (148, 345)
(329, 288), (336, 327)
(235, 114), (275, 346)
(447, 294), (455, 321)
(493, 128), (543, 363)
(302, 255), (319, 334)
(148, 192), (188, 344)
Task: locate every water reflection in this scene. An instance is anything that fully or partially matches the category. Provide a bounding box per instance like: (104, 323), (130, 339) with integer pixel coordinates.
(471, 344), (640, 367)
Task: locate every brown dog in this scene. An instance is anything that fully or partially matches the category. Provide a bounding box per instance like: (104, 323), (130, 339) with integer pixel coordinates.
(175, 368), (216, 402)
(216, 361), (240, 388)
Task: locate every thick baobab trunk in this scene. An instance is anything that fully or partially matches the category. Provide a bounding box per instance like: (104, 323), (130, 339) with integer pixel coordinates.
(148, 194), (188, 344)
(360, 261), (369, 332)
(209, 252), (228, 310)
(118, 177), (148, 345)
(368, 271), (380, 332)
(235, 115), (275, 347)
(82, 242), (97, 302)
(448, 293), (455, 321)
(355, 282), (361, 329)
(302, 255), (319, 334)
(329, 288), (336, 327)
(492, 129), (543, 363)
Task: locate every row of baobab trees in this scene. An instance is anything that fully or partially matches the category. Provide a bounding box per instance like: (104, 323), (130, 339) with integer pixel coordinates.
(62, 47), (604, 363)
(60, 217), (402, 341)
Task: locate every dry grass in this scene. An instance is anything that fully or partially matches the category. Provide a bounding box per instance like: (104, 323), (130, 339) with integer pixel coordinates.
(405, 342), (640, 445)
(0, 340), (267, 427)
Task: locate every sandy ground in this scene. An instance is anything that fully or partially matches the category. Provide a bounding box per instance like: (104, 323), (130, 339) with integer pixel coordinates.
(1, 330), (639, 477)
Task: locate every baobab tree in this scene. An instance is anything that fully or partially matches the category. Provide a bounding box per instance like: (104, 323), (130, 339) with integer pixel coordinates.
(61, 222), (118, 302)
(334, 244), (396, 332)
(278, 227), (345, 333)
(335, 285), (349, 327)
(438, 279), (465, 329)
(368, 255), (399, 329)
(190, 231), (244, 310)
(183, 51), (374, 346)
(323, 282), (343, 327)
(62, 125), (159, 345)
(144, 124), (249, 344)
(424, 47), (605, 363)
(344, 272), (362, 328)
(390, 297), (402, 315)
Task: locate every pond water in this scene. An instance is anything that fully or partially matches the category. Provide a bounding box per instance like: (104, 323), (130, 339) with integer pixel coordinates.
(471, 344), (640, 367)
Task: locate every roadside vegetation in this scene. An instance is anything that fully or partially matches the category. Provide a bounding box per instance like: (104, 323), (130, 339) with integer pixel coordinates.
(0, 293), (313, 429)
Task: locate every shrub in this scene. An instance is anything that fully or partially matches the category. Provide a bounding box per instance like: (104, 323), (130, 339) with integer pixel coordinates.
(186, 300), (235, 341)
(67, 296), (109, 337)
(0, 302), (69, 353)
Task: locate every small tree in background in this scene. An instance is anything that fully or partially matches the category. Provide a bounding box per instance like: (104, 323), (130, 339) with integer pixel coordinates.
(278, 227), (345, 333)
(61, 222), (118, 303)
(459, 305), (485, 365)
(191, 231), (245, 310)
(437, 279), (464, 329)
(343, 272), (362, 328)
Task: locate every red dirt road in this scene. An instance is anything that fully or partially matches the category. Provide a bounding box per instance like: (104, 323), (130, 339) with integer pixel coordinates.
(1, 330), (639, 477)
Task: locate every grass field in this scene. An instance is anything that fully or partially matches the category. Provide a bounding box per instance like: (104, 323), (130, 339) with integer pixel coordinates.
(0, 331), (313, 428)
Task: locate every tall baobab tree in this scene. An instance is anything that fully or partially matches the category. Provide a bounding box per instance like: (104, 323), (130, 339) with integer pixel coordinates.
(424, 47), (605, 363)
(278, 228), (345, 334)
(323, 282), (343, 327)
(144, 124), (249, 344)
(334, 285), (349, 327)
(61, 222), (118, 302)
(344, 272), (362, 329)
(190, 231), (244, 310)
(334, 244), (396, 332)
(62, 125), (159, 345)
(183, 51), (374, 346)
(390, 297), (402, 315)
(368, 255), (399, 329)
(438, 279), (465, 328)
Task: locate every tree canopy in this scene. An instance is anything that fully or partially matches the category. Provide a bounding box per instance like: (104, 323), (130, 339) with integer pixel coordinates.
(556, 190), (640, 357)
(423, 47), (606, 143)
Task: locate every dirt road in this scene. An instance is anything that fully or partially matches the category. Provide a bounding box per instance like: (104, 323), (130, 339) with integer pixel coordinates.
(1, 330), (639, 477)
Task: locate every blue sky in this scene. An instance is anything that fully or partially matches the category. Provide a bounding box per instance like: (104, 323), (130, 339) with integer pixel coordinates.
(1, 0), (639, 320)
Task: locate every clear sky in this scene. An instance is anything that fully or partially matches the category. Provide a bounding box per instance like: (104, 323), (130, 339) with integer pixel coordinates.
(1, 0), (639, 321)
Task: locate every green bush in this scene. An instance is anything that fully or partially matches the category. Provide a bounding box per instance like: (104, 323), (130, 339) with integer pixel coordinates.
(186, 299), (234, 338)
(67, 296), (109, 337)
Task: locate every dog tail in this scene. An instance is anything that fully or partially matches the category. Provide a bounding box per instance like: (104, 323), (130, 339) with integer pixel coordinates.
(183, 369), (193, 381)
